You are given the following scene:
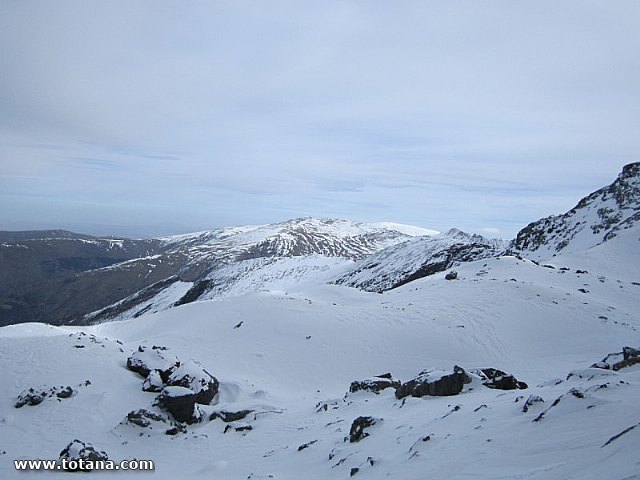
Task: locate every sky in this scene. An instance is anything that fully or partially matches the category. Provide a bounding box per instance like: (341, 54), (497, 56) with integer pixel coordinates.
(1, 1), (639, 239)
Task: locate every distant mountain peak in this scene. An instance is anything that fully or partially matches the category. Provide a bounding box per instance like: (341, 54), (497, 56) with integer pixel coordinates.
(512, 162), (640, 259)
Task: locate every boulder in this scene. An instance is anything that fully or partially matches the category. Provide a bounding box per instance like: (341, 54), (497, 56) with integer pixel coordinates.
(349, 416), (380, 443)
(156, 386), (200, 424)
(142, 370), (165, 393)
(445, 270), (458, 280)
(592, 346), (640, 371)
(126, 345), (180, 381)
(166, 359), (219, 405)
(59, 440), (108, 471)
(395, 367), (467, 399)
(471, 368), (528, 390)
(349, 373), (400, 394)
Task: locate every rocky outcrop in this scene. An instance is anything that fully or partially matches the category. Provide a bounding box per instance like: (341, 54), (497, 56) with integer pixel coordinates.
(349, 373), (400, 394)
(349, 416), (380, 443)
(470, 368), (528, 390)
(592, 346), (640, 371)
(395, 367), (467, 399)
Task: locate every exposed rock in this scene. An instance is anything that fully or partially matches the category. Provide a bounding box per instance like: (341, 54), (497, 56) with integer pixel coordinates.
(350, 467), (360, 476)
(155, 386), (200, 424)
(15, 385), (74, 408)
(59, 439), (108, 471)
(349, 416), (379, 443)
(349, 373), (401, 394)
(445, 270), (458, 280)
(166, 359), (219, 405)
(297, 440), (318, 451)
(521, 395), (545, 413)
(125, 409), (168, 428)
(142, 369), (165, 393)
(592, 346), (640, 371)
(127, 345), (180, 382)
(395, 367), (467, 399)
(471, 368), (528, 390)
(210, 410), (254, 422)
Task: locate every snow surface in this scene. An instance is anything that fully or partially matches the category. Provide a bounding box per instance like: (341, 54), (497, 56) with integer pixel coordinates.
(1, 240), (639, 479)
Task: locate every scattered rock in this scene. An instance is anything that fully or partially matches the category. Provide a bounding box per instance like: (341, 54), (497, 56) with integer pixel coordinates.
(395, 367), (467, 399)
(445, 270), (458, 280)
(349, 416), (380, 443)
(349, 373), (401, 394)
(15, 385), (74, 408)
(59, 440), (108, 471)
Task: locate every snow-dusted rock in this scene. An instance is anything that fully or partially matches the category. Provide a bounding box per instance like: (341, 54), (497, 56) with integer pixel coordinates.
(15, 385), (74, 408)
(470, 368), (528, 390)
(349, 373), (400, 395)
(156, 386), (201, 424)
(59, 439), (108, 471)
(122, 408), (186, 435)
(349, 416), (380, 443)
(126, 345), (180, 381)
(142, 369), (165, 392)
(166, 359), (219, 405)
(395, 367), (467, 399)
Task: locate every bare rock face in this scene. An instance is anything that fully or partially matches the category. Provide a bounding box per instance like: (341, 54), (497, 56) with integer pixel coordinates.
(155, 386), (201, 424)
(166, 359), (219, 405)
(592, 346), (640, 371)
(395, 367), (467, 399)
(126, 346), (180, 382)
(59, 440), (108, 471)
(349, 373), (401, 395)
(349, 416), (380, 443)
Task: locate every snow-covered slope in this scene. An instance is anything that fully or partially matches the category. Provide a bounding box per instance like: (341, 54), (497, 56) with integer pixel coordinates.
(511, 162), (640, 260)
(1, 247), (639, 479)
(332, 229), (506, 292)
(84, 218), (434, 323)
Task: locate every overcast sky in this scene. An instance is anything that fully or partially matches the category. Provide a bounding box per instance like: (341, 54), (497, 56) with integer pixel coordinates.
(1, 1), (639, 238)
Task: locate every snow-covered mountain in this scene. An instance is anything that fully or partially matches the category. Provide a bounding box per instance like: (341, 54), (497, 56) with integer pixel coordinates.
(77, 218), (436, 324)
(332, 229), (506, 292)
(1, 163), (639, 479)
(511, 162), (640, 259)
